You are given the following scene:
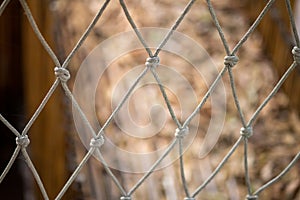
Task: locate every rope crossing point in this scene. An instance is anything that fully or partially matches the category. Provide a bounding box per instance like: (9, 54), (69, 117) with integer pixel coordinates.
(15, 135), (30, 148)
(240, 126), (253, 138)
(90, 135), (105, 148)
(292, 46), (300, 64)
(175, 127), (189, 139)
(120, 196), (132, 200)
(145, 56), (160, 68)
(224, 55), (239, 68)
(54, 67), (71, 82)
(0, 0), (299, 199)
(246, 195), (258, 200)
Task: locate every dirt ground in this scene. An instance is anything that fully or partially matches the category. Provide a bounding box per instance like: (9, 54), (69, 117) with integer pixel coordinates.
(53, 0), (300, 199)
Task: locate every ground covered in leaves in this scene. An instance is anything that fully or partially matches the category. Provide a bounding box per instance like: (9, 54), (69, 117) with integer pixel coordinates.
(54, 0), (300, 199)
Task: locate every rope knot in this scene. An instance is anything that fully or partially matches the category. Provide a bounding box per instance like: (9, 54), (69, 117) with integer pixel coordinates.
(240, 126), (253, 138)
(54, 67), (70, 82)
(90, 135), (105, 148)
(292, 46), (300, 64)
(16, 135), (30, 148)
(120, 196), (131, 200)
(224, 55), (239, 67)
(246, 194), (258, 200)
(175, 127), (189, 139)
(145, 56), (160, 68)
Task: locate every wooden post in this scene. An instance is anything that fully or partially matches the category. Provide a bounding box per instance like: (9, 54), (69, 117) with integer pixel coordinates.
(21, 1), (69, 199)
(0, 1), (24, 199)
(243, 0), (300, 115)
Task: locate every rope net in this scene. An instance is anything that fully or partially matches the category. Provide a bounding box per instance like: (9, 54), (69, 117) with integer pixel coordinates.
(0, 0), (300, 199)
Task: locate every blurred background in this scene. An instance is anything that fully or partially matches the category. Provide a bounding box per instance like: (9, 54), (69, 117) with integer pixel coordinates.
(0, 0), (300, 199)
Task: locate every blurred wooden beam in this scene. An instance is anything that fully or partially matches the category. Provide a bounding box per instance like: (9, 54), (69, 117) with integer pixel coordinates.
(243, 0), (300, 115)
(21, 1), (69, 199)
(0, 1), (24, 199)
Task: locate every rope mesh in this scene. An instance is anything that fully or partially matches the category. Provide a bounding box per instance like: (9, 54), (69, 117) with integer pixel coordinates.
(0, 0), (300, 199)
